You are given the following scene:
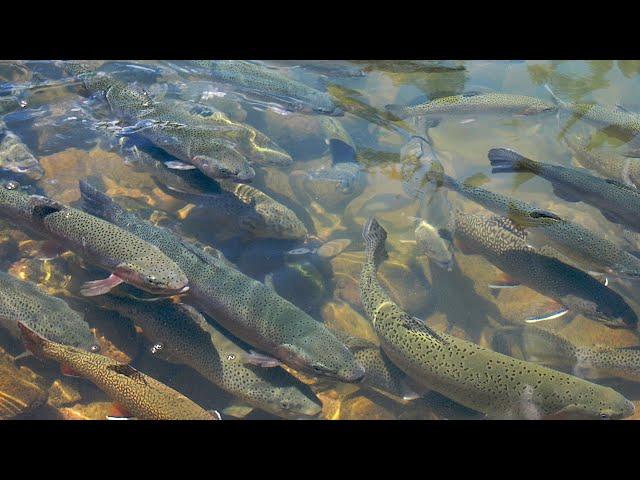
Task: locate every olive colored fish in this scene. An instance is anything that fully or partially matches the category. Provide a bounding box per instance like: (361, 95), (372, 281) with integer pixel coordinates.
(290, 162), (365, 212)
(489, 147), (640, 232)
(359, 217), (635, 419)
(386, 92), (556, 120)
(79, 180), (365, 383)
(0, 271), (97, 352)
(95, 295), (322, 419)
(188, 60), (342, 116)
(450, 211), (638, 327)
(494, 325), (640, 384)
(564, 134), (640, 189)
(18, 322), (219, 420)
(0, 182), (189, 297)
(0, 120), (44, 182)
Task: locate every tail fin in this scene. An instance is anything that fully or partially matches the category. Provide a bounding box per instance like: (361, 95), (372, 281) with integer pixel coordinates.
(362, 217), (388, 268)
(17, 321), (51, 360)
(488, 148), (531, 173)
(385, 104), (409, 120)
(492, 326), (576, 366)
(78, 179), (126, 222)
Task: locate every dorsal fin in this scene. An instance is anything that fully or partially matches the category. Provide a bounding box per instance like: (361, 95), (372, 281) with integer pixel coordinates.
(107, 364), (148, 385)
(28, 195), (64, 219)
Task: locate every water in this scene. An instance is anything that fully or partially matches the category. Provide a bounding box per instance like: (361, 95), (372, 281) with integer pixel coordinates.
(0, 60), (639, 420)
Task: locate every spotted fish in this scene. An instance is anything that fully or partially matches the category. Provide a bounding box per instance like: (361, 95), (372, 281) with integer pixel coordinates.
(18, 322), (219, 420)
(79, 180), (365, 383)
(0, 182), (189, 297)
(359, 217), (635, 419)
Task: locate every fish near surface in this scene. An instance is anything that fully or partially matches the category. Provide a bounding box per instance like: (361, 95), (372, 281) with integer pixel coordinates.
(0, 182), (189, 297)
(359, 217), (635, 419)
(78, 180), (365, 383)
(95, 294), (322, 419)
(18, 322), (219, 420)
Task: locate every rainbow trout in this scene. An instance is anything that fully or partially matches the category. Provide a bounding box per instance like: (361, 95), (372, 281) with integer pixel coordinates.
(359, 217), (635, 419)
(0, 182), (189, 297)
(0, 271), (97, 352)
(188, 60), (342, 116)
(494, 325), (640, 384)
(18, 322), (219, 420)
(79, 180), (365, 383)
(386, 92), (556, 120)
(450, 211), (638, 327)
(489, 147), (640, 232)
(95, 295), (322, 419)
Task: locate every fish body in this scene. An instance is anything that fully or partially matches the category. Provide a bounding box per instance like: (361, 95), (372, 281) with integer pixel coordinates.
(559, 102), (640, 141)
(359, 217), (634, 419)
(0, 183), (189, 296)
(96, 295), (322, 419)
(0, 121), (44, 181)
(0, 271), (96, 351)
(489, 147), (640, 231)
(386, 93), (556, 120)
(79, 181), (365, 383)
(18, 322), (218, 420)
(291, 161), (365, 212)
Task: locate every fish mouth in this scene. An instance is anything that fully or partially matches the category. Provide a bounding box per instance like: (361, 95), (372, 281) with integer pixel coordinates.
(178, 285), (190, 293)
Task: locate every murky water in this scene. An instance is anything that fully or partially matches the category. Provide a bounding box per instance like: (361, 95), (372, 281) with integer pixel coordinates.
(1, 60), (640, 420)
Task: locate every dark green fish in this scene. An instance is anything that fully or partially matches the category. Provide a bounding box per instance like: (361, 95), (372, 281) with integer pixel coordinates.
(0, 271), (97, 352)
(386, 92), (556, 120)
(95, 294), (322, 419)
(359, 217), (635, 419)
(489, 147), (640, 232)
(18, 322), (219, 420)
(494, 325), (640, 384)
(450, 211), (638, 327)
(79, 180), (365, 383)
(0, 121), (44, 182)
(0, 182), (189, 297)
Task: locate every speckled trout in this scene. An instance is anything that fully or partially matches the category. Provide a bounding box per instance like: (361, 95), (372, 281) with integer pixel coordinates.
(79, 180), (365, 383)
(18, 322), (219, 420)
(359, 217), (635, 419)
(96, 294), (322, 419)
(0, 182), (189, 297)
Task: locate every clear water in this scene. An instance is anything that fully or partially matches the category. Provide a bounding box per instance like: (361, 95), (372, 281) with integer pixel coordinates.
(0, 60), (639, 420)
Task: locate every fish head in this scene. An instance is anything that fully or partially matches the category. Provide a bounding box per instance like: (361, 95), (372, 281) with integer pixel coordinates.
(277, 337), (365, 383)
(192, 142), (255, 182)
(245, 375), (322, 419)
(253, 202), (308, 240)
(114, 261), (189, 296)
(562, 294), (637, 329)
(415, 221), (454, 270)
(304, 93), (343, 116)
(0, 150), (44, 183)
(547, 391), (635, 420)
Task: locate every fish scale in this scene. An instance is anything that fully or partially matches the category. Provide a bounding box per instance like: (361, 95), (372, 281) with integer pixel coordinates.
(359, 217), (634, 419)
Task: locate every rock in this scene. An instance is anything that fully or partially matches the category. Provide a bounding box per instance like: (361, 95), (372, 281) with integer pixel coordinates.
(0, 347), (47, 419)
(47, 379), (81, 408)
(58, 402), (112, 420)
(322, 301), (378, 345)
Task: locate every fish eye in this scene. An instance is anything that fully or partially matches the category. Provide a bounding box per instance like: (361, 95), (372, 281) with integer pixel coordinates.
(226, 354), (236, 361)
(600, 413), (610, 420)
(280, 400), (290, 410)
(4, 181), (19, 190)
(151, 342), (164, 354)
(90, 344), (100, 353)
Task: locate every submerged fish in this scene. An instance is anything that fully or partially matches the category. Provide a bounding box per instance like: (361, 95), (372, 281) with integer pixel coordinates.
(0, 183), (189, 297)
(450, 211), (638, 327)
(95, 295), (322, 419)
(413, 217), (454, 271)
(359, 217), (634, 419)
(79, 181), (365, 383)
(188, 60), (342, 116)
(290, 162), (365, 212)
(0, 95), (25, 116)
(0, 271), (97, 352)
(0, 121), (44, 181)
(489, 147), (640, 232)
(317, 117), (357, 163)
(386, 92), (556, 120)
(18, 322), (219, 420)
(493, 325), (640, 384)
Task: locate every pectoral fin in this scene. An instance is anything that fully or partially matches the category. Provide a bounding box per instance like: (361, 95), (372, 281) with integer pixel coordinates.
(242, 350), (282, 368)
(80, 274), (124, 297)
(222, 404), (255, 418)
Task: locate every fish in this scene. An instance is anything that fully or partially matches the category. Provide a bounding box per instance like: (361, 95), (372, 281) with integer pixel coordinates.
(359, 217), (635, 419)
(0, 271), (97, 352)
(18, 322), (219, 420)
(95, 294), (322, 419)
(79, 180), (365, 383)
(449, 211), (638, 328)
(489, 147), (640, 232)
(0, 95), (25, 116)
(317, 116), (357, 164)
(260, 60), (367, 78)
(493, 325), (640, 384)
(412, 217), (454, 271)
(386, 92), (556, 120)
(290, 162), (365, 212)
(564, 133), (640, 189)
(0, 120), (44, 181)
(187, 60), (342, 116)
(0, 182), (189, 297)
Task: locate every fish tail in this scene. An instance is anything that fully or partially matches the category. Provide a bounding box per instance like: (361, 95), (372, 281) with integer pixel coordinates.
(362, 217), (388, 269)
(17, 321), (50, 360)
(385, 104), (409, 120)
(78, 179), (125, 222)
(488, 148), (534, 174)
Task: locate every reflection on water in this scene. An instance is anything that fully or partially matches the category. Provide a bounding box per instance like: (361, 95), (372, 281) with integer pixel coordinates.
(0, 60), (639, 420)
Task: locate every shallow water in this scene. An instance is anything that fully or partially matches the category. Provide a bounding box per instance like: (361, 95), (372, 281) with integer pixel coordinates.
(1, 60), (640, 420)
